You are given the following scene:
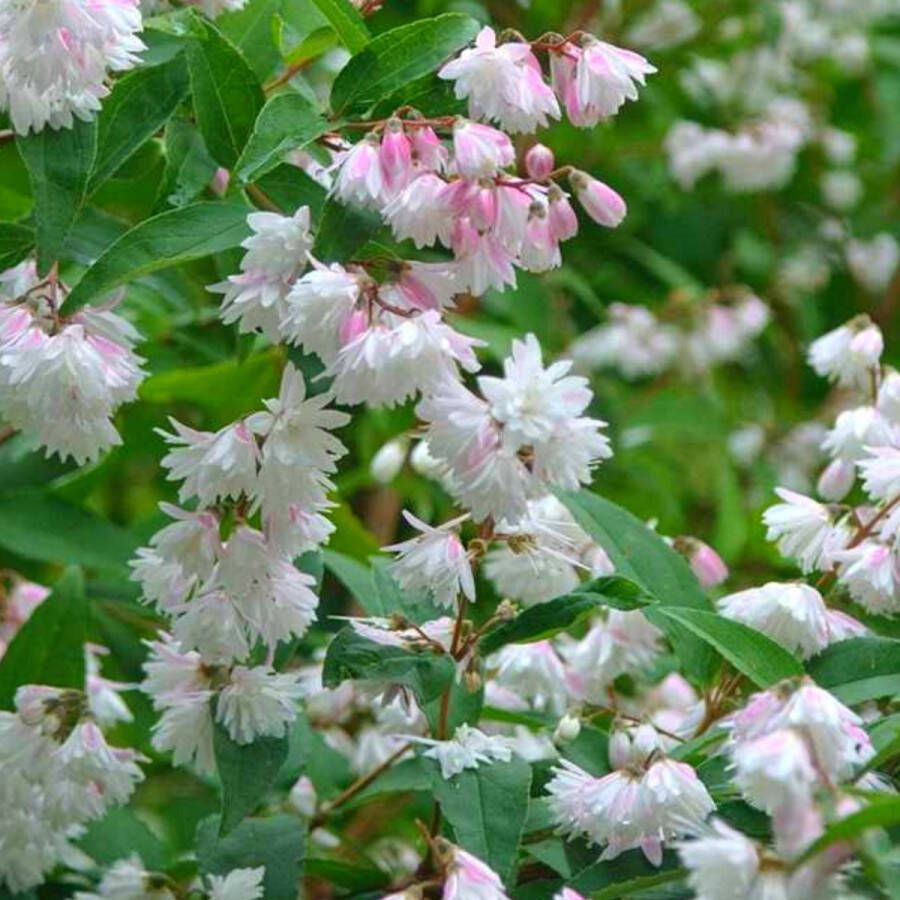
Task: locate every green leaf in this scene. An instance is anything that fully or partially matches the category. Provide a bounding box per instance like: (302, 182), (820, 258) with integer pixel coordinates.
(213, 720), (290, 835)
(235, 92), (330, 181)
(218, 0), (284, 79)
(0, 222), (34, 270)
(311, 196), (382, 263)
(557, 490), (717, 684)
(310, 0), (369, 54)
(0, 490), (136, 571)
(798, 796), (900, 864)
(196, 814), (305, 900)
(322, 549), (374, 607)
(479, 576), (650, 655)
(17, 118), (98, 272)
(0, 567), (87, 708)
(186, 13), (265, 168)
(806, 637), (900, 704)
(78, 807), (171, 871)
(158, 119), (220, 209)
(329, 14), (479, 116)
(251, 164), (326, 217)
(322, 627), (454, 704)
(89, 54), (190, 191)
(650, 607), (804, 688)
(65, 202), (251, 309)
(0, 434), (76, 488)
(572, 848), (682, 894)
(430, 757), (532, 886)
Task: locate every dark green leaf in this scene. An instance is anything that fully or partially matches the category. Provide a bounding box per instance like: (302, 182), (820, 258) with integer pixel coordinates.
(213, 720), (290, 835)
(17, 118), (97, 272)
(0, 222), (34, 270)
(430, 757), (532, 886)
(196, 814), (305, 900)
(235, 92), (330, 181)
(78, 807), (170, 870)
(650, 607), (804, 688)
(572, 848), (682, 894)
(0, 490), (135, 571)
(186, 13), (265, 168)
(310, 0), (369, 54)
(218, 0), (284, 79)
(89, 55), (190, 191)
(557, 490), (717, 684)
(251, 164), (327, 216)
(806, 637), (900, 704)
(479, 576), (649, 655)
(158, 119), (220, 209)
(65, 202), (251, 309)
(312, 196), (382, 262)
(322, 627), (454, 704)
(329, 14), (479, 116)
(0, 435), (77, 488)
(0, 567), (87, 708)
(322, 549), (375, 609)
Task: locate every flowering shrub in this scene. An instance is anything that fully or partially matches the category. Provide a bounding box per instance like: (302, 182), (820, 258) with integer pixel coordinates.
(0, 0), (899, 898)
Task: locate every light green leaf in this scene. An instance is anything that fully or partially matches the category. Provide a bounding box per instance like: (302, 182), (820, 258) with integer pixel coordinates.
(798, 796), (900, 864)
(479, 576), (650, 655)
(557, 490), (717, 684)
(218, 0), (284, 79)
(17, 118), (98, 272)
(196, 815), (305, 900)
(310, 0), (369, 54)
(650, 607), (804, 688)
(78, 808), (171, 871)
(89, 54), (190, 191)
(429, 757), (532, 886)
(0, 222), (34, 270)
(186, 13), (265, 168)
(329, 14), (479, 116)
(0, 567), (87, 708)
(806, 637), (900, 704)
(213, 720), (290, 836)
(65, 202), (251, 309)
(235, 92), (330, 181)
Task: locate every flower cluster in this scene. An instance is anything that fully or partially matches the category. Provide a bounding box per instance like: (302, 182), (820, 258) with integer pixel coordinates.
(0, 685), (143, 893)
(0, 0), (144, 134)
(0, 260), (147, 464)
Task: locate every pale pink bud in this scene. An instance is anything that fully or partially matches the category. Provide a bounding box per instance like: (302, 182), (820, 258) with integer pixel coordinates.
(339, 309), (368, 345)
(849, 324), (883, 369)
(371, 437), (408, 483)
(380, 118), (413, 191)
(548, 186), (579, 242)
(817, 458), (856, 501)
(452, 120), (515, 178)
(608, 729), (631, 768)
(570, 170), (627, 227)
(210, 167), (230, 196)
(525, 143), (555, 180)
(410, 125), (447, 172)
(689, 541), (729, 588)
(553, 713), (581, 744)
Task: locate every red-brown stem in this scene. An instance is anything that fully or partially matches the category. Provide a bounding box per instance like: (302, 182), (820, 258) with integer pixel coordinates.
(246, 184), (283, 213)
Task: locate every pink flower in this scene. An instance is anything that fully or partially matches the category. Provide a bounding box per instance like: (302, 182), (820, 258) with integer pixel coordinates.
(452, 120), (515, 177)
(440, 842), (509, 899)
(379, 118), (413, 194)
(570, 171), (627, 227)
(525, 143), (555, 179)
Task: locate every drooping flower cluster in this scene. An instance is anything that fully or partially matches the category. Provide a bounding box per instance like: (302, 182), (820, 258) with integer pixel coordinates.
(0, 0), (144, 134)
(0, 260), (147, 464)
(569, 291), (770, 380)
(0, 685), (143, 893)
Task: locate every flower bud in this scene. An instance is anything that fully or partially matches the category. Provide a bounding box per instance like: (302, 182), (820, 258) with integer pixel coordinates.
(631, 723), (659, 764)
(849, 324), (883, 370)
(690, 540), (729, 588)
(570, 170), (627, 227)
(370, 437), (408, 484)
(288, 775), (317, 817)
(524, 143), (555, 180)
(607, 728), (631, 768)
(410, 439), (444, 477)
(553, 713), (582, 744)
(817, 458), (855, 501)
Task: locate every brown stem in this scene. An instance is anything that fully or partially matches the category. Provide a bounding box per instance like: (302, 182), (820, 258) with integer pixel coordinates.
(0, 425), (16, 446)
(264, 58), (313, 93)
(246, 184), (283, 213)
(0, 129), (14, 144)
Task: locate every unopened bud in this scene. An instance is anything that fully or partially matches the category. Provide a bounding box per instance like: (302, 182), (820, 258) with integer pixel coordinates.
(524, 143), (555, 180)
(288, 775), (317, 817)
(817, 457), (855, 501)
(607, 729), (631, 768)
(631, 723), (660, 764)
(496, 598), (518, 621)
(570, 170), (627, 228)
(370, 437), (408, 483)
(553, 713), (582, 744)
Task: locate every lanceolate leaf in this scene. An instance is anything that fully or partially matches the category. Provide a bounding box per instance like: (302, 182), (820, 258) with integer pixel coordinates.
(65, 202), (251, 309)
(310, 0), (370, 54)
(186, 13), (265, 168)
(311, 196), (382, 263)
(806, 637), (900, 704)
(235, 92), (331, 181)
(557, 489), (718, 684)
(0, 222), (34, 271)
(17, 118), (98, 272)
(213, 721), (290, 836)
(329, 14), (480, 116)
(650, 606), (804, 688)
(322, 627), (454, 704)
(0, 567), (87, 708)
(479, 575), (650, 655)
(89, 54), (190, 191)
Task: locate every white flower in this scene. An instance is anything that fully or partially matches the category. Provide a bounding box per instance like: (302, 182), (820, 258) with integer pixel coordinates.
(280, 263), (362, 362)
(417, 724), (512, 779)
(73, 854), (175, 900)
(762, 488), (832, 572)
(678, 819), (760, 900)
(718, 582), (829, 659)
(833, 541), (899, 613)
(823, 406), (897, 461)
(384, 512), (475, 609)
(452, 120), (515, 177)
(216, 666), (303, 744)
(334, 135), (386, 207)
(206, 867), (265, 900)
(383, 173), (453, 248)
(438, 27), (559, 133)
(846, 234), (899, 293)
(626, 0), (701, 50)
(441, 842), (509, 900)
(212, 208), (311, 341)
(159, 418), (259, 507)
(859, 445), (900, 503)
(730, 728), (818, 811)
(808, 319), (884, 388)
(0, 0), (144, 134)
(490, 641), (569, 715)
